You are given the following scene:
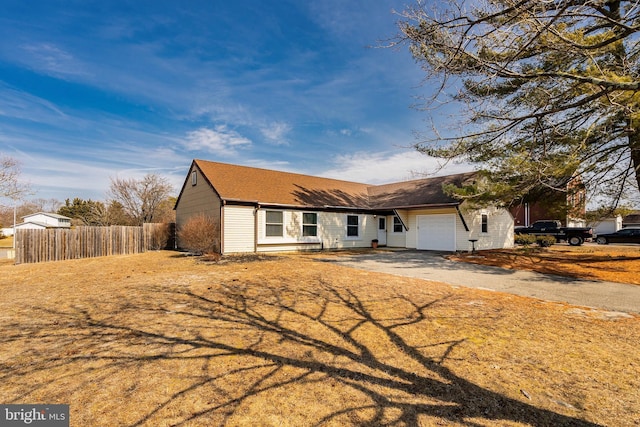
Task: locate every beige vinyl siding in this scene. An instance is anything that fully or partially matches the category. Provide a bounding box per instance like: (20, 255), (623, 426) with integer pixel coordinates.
(318, 212), (377, 249)
(223, 206), (256, 253)
(175, 166), (222, 228)
(256, 210), (322, 253)
(454, 212), (472, 251)
(386, 213), (407, 248)
(405, 206), (513, 251)
(258, 242), (322, 253)
(257, 210), (306, 243)
(253, 210), (377, 251)
(465, 207), (514, 250)
(175, 166), (222, 251)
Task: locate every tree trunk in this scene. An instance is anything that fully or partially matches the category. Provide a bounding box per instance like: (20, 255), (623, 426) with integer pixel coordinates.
(630, 128), (640, 192)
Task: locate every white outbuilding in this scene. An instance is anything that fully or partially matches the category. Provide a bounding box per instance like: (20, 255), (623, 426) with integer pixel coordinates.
(14, 212), (72, 231)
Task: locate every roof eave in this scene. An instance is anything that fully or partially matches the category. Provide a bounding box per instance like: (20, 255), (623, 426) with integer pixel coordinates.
(373, 202), (461, 210)
(222, 199), (374, 212)
(221, 199), (461, 212)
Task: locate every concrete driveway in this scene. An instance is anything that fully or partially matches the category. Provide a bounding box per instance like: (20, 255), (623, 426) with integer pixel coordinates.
(319, 249), (640, 315)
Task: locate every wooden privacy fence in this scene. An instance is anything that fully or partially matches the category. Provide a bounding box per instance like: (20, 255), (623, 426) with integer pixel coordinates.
(14, 223), (174, 264)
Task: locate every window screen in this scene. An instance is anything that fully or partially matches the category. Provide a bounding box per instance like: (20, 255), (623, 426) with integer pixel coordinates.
(302, 213), (318, 237)
(347, 215), (359, 237)
(266, 211), (283, 237)
(393, 216), (403, 232)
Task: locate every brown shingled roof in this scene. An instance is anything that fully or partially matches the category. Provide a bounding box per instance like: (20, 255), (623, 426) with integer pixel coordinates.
(190, 159), (475, 210)
(194, 159), (371, 208)
(368, 172), (477, 209)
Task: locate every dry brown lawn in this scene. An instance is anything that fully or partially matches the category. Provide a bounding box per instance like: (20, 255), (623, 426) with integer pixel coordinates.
(1, 250), (639, 426)
(451, 244), (640, 285)
(0, 235), (12, 248)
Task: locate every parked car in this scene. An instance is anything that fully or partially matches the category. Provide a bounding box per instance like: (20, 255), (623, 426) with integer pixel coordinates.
(595, 227), (640, 244)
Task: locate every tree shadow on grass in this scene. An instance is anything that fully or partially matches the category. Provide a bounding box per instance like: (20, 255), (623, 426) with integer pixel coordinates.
(1, 275), (602, 426)
(454, 249), (640, 283)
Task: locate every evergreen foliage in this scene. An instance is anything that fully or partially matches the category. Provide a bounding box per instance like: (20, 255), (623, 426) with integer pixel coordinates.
(397, 0), (640, 209)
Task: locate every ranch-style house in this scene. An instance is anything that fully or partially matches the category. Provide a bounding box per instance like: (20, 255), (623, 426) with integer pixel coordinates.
(174, 159), (514, 254)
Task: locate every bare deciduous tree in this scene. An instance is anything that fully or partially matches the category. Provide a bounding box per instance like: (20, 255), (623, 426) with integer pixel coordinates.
(31, 198), (62, 213)
(107, 174), (174, 225)
(1, 155), (30, 201)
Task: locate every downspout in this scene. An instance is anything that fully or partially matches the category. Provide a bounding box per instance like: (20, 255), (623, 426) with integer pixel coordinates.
(254, 205), (259, 253)
(220, 201), (225, 255)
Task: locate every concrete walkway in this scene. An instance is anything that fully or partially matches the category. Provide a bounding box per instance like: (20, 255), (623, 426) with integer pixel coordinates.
(319, 250), (640, 315)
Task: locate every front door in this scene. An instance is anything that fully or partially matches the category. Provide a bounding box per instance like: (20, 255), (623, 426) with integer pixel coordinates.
(377, 217), (387, 246)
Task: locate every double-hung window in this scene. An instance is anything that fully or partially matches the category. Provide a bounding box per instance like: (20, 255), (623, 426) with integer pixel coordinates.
(346, 215), (359, 237)
(302, 213), (318, 237)
(481, 214), (488, 233)
(266, 211), (283, 237)
(393, 216), (403, 233)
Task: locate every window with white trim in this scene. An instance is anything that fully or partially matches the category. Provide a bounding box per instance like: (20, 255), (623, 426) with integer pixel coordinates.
(302, 213), (318, 237)
(481, 214), (488, 233)
(346, 215), (359, 237)
(265, 211), (283, 237)
(393, 216), (403, 233)
(191, 170), (197, 186)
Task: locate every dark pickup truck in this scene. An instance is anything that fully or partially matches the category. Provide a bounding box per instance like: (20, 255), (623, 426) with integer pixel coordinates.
(514, 220), (593, 246)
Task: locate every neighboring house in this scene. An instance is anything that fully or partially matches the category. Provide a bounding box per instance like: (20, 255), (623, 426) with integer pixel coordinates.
(622, 212), (640, 228)
(14, 212), (72, 231)
(174, 159), (514, 254)
(588, 215), (623, 236)
(509, 176), (586, 227)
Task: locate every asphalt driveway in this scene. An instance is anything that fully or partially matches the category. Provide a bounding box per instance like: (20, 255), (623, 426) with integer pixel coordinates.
(319, 249), (640, 315)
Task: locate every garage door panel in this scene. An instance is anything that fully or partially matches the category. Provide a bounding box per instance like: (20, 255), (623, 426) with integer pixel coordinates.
(417, 214), (456, 251)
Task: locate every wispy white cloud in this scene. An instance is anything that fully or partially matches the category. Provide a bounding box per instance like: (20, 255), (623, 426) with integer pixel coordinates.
(0, 83), (67, 123)
(259, 121), (291, 145)
(182, 126), (252, 155)
(0, 109), (193, 200)
(19, 154), (117, 201)
(0, 1), (469, 204)
(306, 0), (394, 44)
(19, 42), (90, 79)
(320, 149), (474, 184)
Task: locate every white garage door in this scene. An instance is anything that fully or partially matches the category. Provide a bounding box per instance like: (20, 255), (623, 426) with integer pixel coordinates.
(417, 214), (456, 251)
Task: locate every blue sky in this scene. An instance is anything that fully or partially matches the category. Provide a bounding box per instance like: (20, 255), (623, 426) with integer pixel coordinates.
(0, 0), (470, 202)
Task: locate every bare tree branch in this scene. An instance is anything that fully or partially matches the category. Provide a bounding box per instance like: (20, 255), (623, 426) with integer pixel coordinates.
(107, 173), (174, 225)
(396, 0), (640, 208)
(0, 155), (30, 201)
